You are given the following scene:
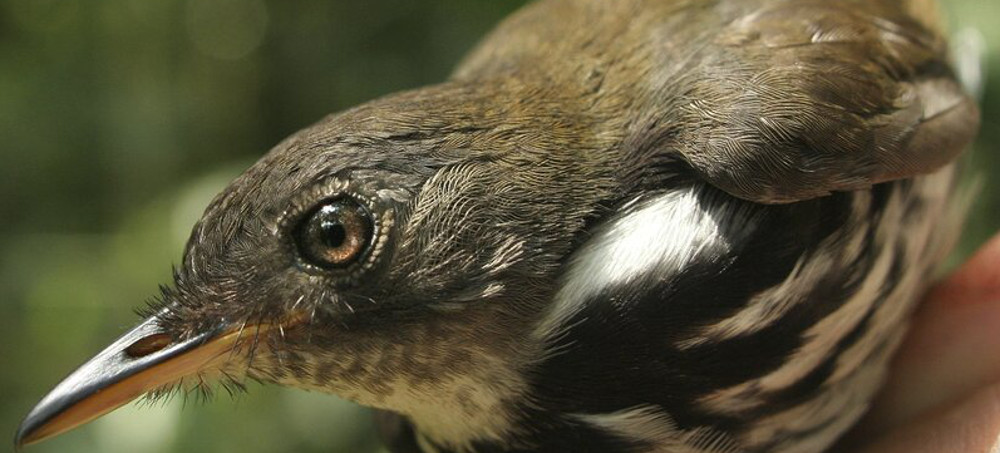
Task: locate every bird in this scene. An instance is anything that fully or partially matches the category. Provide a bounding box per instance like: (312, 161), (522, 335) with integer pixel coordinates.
(16, 0), (979, 452)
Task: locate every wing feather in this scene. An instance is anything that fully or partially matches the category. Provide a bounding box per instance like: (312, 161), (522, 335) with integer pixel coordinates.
(660, 0), (977, 203)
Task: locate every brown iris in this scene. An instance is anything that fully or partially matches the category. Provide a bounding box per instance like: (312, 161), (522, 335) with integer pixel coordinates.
(295, 198), (373, 269)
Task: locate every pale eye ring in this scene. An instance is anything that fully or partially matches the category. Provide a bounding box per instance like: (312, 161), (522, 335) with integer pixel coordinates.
(294, 197), (374, 269)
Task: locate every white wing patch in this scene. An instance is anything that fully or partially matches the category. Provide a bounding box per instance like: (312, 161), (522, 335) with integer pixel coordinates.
(533, 185), (760, 344)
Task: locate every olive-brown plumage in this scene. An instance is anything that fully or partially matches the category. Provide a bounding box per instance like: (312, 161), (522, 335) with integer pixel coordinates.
(18, 1), (977, 452)
(457, 0), (977, 203)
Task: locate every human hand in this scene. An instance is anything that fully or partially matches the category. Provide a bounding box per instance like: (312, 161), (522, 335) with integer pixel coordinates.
(844, 232), (1000, 452)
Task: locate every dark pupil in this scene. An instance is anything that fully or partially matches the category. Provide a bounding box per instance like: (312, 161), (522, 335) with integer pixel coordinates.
(320, 219), (346, 248)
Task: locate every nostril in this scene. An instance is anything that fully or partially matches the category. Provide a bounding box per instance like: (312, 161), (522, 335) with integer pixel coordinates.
(124, 333), (173, 358)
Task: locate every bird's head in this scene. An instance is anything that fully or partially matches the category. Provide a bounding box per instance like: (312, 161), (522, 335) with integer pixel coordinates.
(15, 80), (620, 448)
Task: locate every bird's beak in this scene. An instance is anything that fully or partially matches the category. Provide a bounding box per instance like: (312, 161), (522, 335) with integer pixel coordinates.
(15, 309), (304, 448)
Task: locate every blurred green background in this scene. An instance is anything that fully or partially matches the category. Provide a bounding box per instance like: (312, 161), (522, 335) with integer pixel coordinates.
(1, 1), (997, 452)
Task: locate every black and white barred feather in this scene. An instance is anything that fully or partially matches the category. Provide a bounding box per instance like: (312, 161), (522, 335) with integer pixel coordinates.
(386, 163), (961, 453)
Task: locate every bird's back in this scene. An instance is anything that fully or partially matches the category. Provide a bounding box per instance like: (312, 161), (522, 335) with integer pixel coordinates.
(416, 0), (974, 451)
(456, 0), (975, 204)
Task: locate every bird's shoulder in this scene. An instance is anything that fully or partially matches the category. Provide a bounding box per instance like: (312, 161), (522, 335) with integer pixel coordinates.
(455, 0), (978, 204)
(640, 0), (978, 203)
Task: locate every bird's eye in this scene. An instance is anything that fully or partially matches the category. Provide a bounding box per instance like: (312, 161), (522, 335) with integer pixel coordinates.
(295, 198), (374, 269)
